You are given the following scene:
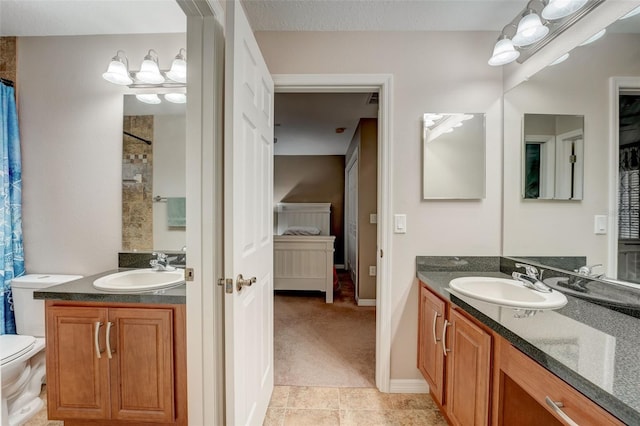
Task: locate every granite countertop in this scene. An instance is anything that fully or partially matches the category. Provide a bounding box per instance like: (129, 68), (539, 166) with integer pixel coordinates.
(417, 269), (640, 425)
(34, 269), (186, 305)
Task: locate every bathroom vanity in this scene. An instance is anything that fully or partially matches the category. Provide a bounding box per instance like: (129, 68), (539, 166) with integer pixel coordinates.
(34, 271), (187, 426)
(416, 257), (640, 426)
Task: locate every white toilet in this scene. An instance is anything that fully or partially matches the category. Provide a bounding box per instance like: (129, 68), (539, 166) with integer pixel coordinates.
(1, 274), (82, 426)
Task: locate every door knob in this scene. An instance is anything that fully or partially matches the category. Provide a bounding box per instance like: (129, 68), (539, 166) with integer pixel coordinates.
(236, 274), (257, 291)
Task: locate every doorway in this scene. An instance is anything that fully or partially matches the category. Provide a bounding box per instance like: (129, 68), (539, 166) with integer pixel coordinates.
(273, 74), (394, 392)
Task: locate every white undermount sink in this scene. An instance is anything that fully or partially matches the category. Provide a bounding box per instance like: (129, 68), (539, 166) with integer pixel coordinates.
(449, 276), (567, 310)
(93, 269), (185, 292)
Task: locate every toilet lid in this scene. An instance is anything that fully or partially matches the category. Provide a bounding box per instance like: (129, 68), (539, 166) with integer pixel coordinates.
(0, 334), (36, 366)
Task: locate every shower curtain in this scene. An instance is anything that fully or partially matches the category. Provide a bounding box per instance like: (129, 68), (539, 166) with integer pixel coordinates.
(0, 81), (25, 334)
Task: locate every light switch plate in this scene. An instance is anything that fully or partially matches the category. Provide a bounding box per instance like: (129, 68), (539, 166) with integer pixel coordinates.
(369, 266), (376, 276)
(394, 214), (407, 234)
(594, 215), (607, 234)
(370, 213), (377, 224)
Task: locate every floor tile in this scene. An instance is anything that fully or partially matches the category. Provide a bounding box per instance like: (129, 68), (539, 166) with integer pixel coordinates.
(263, 407), (286, 426)
(283, 408), (340, 426)
(287, 386), (340, 409)
(339, 387), (394, 410)
(389, 392), (437, 410)
(269, 386), (290, 408)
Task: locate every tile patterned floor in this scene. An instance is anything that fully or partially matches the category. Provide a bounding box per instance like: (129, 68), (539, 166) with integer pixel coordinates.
(263, 386), (448, 426)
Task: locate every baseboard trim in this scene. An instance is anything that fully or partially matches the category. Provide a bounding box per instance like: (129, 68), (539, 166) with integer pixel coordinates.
(388, 379), (429, 394)
(357, 299), (376, 307)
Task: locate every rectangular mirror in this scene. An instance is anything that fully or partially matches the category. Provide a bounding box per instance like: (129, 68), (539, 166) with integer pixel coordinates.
(122, 94), (186, 251)
(523, 113), (584, 200)
(422, 112), (486, 199)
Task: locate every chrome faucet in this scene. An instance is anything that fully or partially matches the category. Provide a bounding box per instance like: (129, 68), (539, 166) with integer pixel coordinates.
(575, 264), (603, 277)
(150, 252), (176, 271)
(513, 263), (552, 293)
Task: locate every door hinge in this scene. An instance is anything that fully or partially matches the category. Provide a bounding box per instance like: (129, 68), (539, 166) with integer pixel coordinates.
(185, 268), (194, 281)
(218, 278), (234, 294)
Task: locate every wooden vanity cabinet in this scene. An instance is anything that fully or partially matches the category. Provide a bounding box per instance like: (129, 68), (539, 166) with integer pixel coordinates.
(418, 282), (492, 425)
(418, 285), (446, 404)
(446, 307), (491, 426)
(45, 301), (187, 426)
(492, 337), (624, 426)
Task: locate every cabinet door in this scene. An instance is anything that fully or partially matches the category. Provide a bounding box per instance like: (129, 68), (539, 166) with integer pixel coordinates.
(108, 308), (175, 423)
(418, 284), (446, 404)
(446, 308), (491, 426)
(46, 306), (110, 420)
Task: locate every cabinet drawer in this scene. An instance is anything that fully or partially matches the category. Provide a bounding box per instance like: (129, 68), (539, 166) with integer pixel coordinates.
(497, 339), (623, 426)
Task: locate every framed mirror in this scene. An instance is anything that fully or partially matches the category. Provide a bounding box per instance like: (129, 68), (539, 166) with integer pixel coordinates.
(522, 113), (584, 200)
(122, 93), (186, 252)
(422, 112), (486, 199)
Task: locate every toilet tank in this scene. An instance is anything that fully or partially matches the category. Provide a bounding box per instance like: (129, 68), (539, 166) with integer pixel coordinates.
(12, 274), (82, 337)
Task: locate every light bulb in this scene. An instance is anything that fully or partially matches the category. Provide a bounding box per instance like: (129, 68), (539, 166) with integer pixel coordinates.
(512, 11), (549, 47)
(542, 0), (588, 20)
(488, 37), (520, 66)
(102, 51), (133, 85)
(136, 50), (165, 84)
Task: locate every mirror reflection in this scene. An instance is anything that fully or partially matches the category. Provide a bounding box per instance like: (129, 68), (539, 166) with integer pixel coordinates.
(422, 112), (485, 199)
(122, 94), (186, 252)
(503, 9), (640, 285)
(523, 113), (584, 200)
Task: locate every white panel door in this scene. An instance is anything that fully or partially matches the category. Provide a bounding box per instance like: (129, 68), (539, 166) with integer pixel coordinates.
(224, 1), (274, 425)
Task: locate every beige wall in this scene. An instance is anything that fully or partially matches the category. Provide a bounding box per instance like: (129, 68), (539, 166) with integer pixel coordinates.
(504, 33), (640, 268)
(357, 119), (378, 300)
(274, 155), (345, 264)
(17, 33), (185, 276)
(256, 31), (504, 380)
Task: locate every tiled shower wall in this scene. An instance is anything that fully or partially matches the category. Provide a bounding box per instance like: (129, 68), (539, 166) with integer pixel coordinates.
(122, 115), (153, 250)
(0, 37), (17, 84)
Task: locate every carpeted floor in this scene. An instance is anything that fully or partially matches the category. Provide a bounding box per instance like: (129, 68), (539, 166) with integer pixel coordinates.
(274, 271), (376, 388)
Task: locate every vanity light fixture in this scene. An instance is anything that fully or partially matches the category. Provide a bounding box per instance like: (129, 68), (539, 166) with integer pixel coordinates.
(102, 50), (133, 85)
(489, 0), (604, 67)
(102, 48), (187, 88)
(135, 93), (161, 105)
(541, 0), (588, 21)
(164, 93), (187, 104)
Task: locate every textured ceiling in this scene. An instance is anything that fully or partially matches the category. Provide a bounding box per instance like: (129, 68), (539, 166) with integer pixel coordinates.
(0, 0), (186, 36)
(241, 0), (524, 32)
(0, 0), (524, 36)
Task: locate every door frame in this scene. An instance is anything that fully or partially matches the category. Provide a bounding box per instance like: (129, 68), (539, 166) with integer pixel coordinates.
(608, 77), (640, 279)
(345, 150), (359, 300)
(273, 73), (394, 392)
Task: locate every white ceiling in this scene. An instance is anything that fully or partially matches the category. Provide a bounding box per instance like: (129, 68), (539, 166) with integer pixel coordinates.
(242, 0), (524, 32)
(0, 0), (521, 37)
(274, 93), (378, 155)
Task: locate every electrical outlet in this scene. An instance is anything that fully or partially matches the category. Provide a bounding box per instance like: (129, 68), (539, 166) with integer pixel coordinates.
(370, 213), (377, 224)
(369, 266), (376, 276)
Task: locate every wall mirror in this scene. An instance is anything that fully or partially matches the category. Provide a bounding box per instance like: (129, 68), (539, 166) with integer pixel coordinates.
(122, 93), (186, 252)
(422, 112), (486, 199)
(502, 8), (640, 283)
(522, 113), (584, 200)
